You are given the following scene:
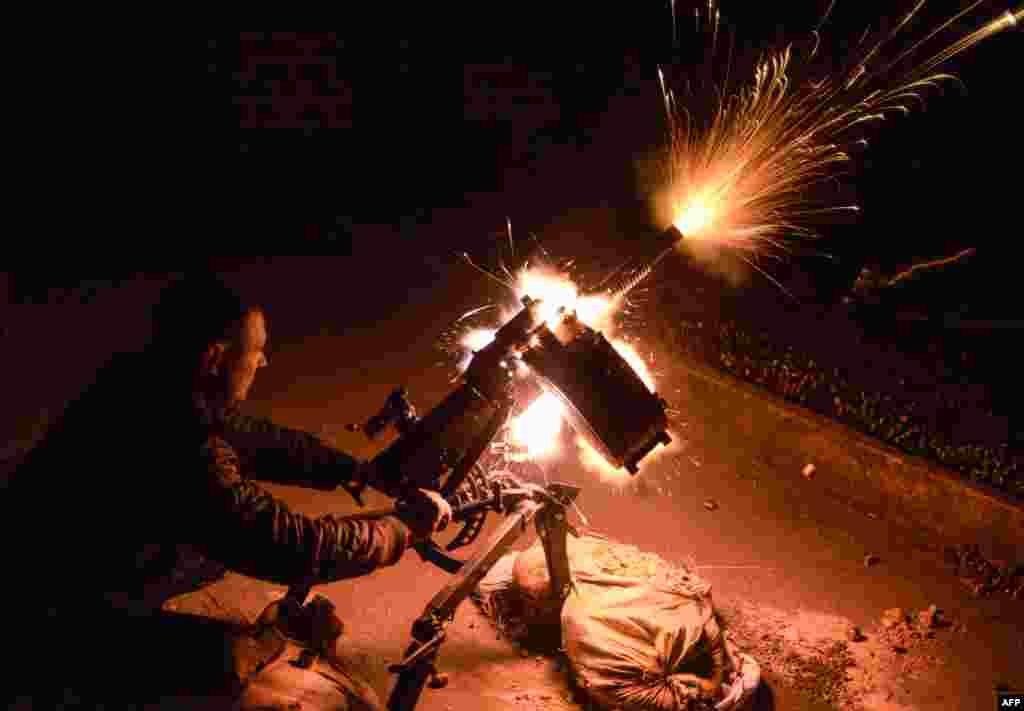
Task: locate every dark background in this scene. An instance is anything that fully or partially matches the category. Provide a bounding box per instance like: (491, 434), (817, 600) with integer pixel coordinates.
(3, 5), (1020, 448)
(9, 4), (1020, 296)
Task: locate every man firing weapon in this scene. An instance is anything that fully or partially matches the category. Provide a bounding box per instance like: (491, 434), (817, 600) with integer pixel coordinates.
(2, 273), (452, 708)
(2, 265), (673, 710)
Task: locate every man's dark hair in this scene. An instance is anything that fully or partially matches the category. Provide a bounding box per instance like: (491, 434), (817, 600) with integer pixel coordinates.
(150, 272), (261, 358)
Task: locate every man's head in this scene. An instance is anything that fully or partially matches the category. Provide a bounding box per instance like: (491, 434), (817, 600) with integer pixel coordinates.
(151, 273), (269, 415)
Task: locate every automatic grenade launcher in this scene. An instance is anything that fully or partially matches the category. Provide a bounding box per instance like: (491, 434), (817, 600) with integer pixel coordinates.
(345, 293), (671, 562)
(288, 294), (674, 711)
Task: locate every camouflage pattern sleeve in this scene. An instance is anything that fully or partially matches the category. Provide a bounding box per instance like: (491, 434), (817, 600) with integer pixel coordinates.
(221, 412), (363, 492)
(193, 435), (411, 586)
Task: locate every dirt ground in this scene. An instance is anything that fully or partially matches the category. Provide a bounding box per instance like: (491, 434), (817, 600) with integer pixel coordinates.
(172, 356), (1023, 709)
(171, 427), (1024, 711)
(5, 260), (1023, 711)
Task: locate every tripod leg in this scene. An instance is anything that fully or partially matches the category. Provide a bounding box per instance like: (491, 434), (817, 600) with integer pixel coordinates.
(387, 499), (544, 711)
(538, 499), (574, 605)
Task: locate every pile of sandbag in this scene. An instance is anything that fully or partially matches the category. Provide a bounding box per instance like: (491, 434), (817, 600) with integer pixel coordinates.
(475, 532), (760, 711)
(230, 595), (383, 711)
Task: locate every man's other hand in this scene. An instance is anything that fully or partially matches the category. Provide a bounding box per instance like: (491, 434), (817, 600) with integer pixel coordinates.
(395, 489), (453, 542)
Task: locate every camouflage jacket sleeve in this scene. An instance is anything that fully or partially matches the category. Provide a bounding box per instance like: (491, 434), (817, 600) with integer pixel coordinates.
(221, 412), (363, 493)
(193, 434), (411, 586)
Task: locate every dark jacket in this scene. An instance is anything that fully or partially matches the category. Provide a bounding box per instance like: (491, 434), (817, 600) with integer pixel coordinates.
(3, 349), (411, 617)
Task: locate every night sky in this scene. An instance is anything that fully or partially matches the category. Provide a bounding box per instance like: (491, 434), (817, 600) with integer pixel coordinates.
(9, 7), (1021, 319)
(216, 9), (1017, 311)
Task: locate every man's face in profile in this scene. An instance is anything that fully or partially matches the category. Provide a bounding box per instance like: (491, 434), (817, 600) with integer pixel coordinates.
(201, 309), (269, 414)
(225, 310), (269, 405)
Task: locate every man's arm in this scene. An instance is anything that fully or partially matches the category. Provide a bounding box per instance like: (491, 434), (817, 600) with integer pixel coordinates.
(192, 435), (411, 587)
(221, 413), (363, 493)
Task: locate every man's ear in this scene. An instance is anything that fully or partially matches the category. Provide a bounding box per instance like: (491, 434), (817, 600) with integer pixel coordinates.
(201, 342), (228, 376)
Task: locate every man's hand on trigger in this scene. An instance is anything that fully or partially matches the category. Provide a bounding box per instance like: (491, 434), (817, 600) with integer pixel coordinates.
(395, 489), (453, 542)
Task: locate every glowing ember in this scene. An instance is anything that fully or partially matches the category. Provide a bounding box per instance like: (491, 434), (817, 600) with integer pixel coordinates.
(514, 272), (660, 462)
(576, 430), (681, 484)
(461, 328), (497, 352)
(514, 267), (619, 331)
(673, 197), (719, 238)
(516, 269), (579, 327)
(510, 391), (563, 458)
(461, 268), (668, 473)
(450, 1), (1021, 482)
(576, 435), (629, 483)
(576, 293), (617, 334)
(650, 1), (1023, 269)
(505, 270), (630, 459)
(506, 338), (657, 463)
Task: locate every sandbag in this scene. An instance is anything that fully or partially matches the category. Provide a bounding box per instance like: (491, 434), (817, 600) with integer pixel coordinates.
(511, 534), (760, 711)
(512, 533), (620, 628)
(562, 574), (723, 710)
(233, 639), (381, 711)
(512, 532), (706, 626)
(513, 532), (696, 595)
(230, 596), (383, 711)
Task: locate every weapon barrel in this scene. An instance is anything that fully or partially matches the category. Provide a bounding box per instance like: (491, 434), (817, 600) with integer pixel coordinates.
(587, 226), (684, 300)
